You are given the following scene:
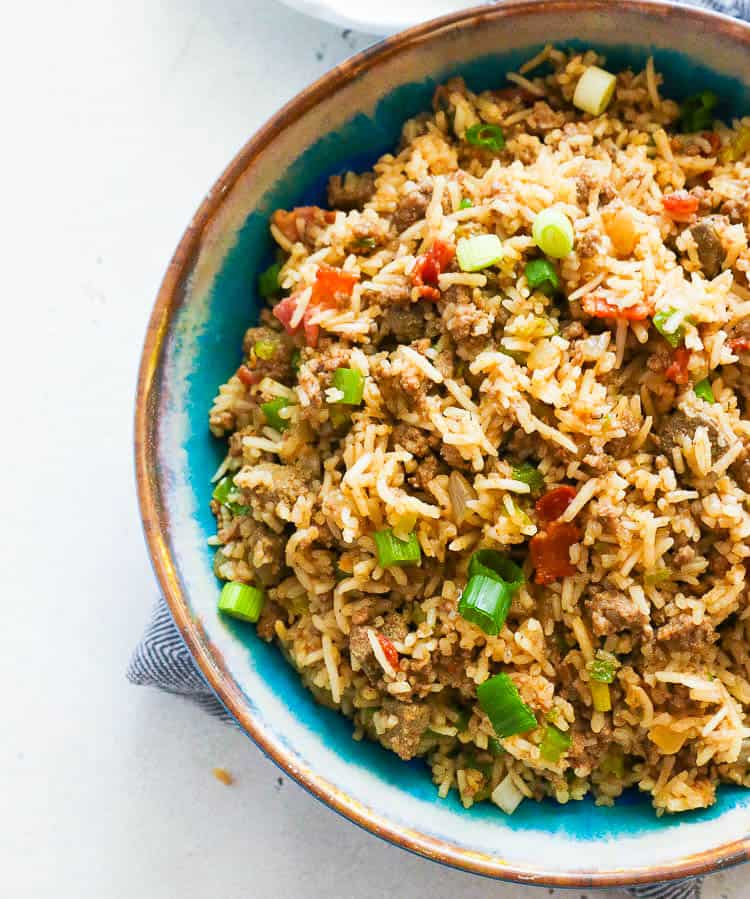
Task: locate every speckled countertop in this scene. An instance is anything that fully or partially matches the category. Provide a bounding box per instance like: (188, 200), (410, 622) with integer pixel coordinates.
(1, 0), (745, 895)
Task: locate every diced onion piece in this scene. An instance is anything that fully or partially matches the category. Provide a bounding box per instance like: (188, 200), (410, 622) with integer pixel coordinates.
(573, 65), (617, 116)
(456, 234), (504, 272)
(590, 681), (612, 712)
(448, 470), (477, 524)
(218, 582), (265, 623)
(491, 773), (525, 815)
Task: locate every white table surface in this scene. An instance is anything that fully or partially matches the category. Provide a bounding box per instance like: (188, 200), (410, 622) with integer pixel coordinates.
(1, 0), (745, 896)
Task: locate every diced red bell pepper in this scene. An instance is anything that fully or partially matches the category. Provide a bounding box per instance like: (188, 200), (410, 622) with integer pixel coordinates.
(536, 485), (577, 524)
(664, 346), (691, 385)
(582, 294), (652, 321)
(662, 190), (699, 222)
(377, 633), (400, 670)
(272, 266), (358, 347)
(728, 336), (750, 353)
(237, 364), (261, 387)
(311, 264), (359, 307)
(530, 521), (580, 585)
(413, 239), (455, 300)
(272, 206), (336, 243)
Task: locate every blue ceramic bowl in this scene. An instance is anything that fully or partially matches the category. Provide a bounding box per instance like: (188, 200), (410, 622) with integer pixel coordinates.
(135, 0), (750, 886)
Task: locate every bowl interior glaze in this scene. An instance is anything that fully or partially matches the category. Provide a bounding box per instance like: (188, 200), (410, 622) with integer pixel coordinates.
(137, 1), (750, 886)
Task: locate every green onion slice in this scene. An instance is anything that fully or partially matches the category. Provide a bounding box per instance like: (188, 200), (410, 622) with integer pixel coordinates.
(459, 198), (474, 209)
(680, 90), (718, 133)
(488, 736), (505, 757)
(465, 122), (505, 152)
(253, 339), (277, 360)
(590, 681), (612, 713)
(218, 581), (265, 623)
(694, 378), (715, 403)
(353, 236), (377, 251)
(456, 234), (504, 272)
(539, 723), (572, 762)
(525, 258), (560, 296)
(261, 397), (292, 431)
(532, 208), (575, 259)
(458, 575), (512, 636)
(645, 567), (671, 586)
(653, 307), (689, 347)
(477, 673), (537, 738)
(374, 528), (421, 567)
(468, 550), (524, 593)
(588, 650), (619, 684)
(212, 476), (235, 505)
(332, 367), (365, 405)
(258, 263), (282, 298)
(511, 462), (544, 493)
(573, 65), (617, 116)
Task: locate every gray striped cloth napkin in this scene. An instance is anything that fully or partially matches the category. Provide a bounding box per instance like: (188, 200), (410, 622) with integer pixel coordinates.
(130, 2), (747, 894)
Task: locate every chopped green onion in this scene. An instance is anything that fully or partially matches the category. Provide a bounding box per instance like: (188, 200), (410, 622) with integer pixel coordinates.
(459, 198), (474, 209)
(465, 122), (505, 152)
(291, 348), (302, 372)
(261, 397), (292, 431)
(332, 367), (365, 405)
(539, 723), (572, 762)
(573, 65), (617, 116)
(590, 681), (611, 713)
(488, 736), (505, 757)
(653, 307), (688, 347)
(353, 236), (377, 251)
(532, 208), (575, 259)
(588, 650), (619, 684)
(511, 462), (544, 493)
(477, 673), (537, 738)
(459, 574), (512, 636)
(253, 339), (277, 360)
(680, 90), (718, 133)
(456, 234), (504, 272)
(645, 567), (671, 586)
(468, 550), (524, 593)
(218, 581), (265, 623)
(258, 263), (282, 298)
(212, 476), (236, 506)
(599, 747), (625, 778)
(694, 378), (715, 403)
(374, 528), (421, 567)
(525, 258), (560, 296)
(454, 707), (472, 733)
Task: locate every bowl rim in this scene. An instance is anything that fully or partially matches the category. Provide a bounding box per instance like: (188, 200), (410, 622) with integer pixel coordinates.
(135, 0), (750, 887)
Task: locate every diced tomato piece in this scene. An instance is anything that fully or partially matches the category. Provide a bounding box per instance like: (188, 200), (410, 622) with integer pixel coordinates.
(377, 633), (400, 670)
(662, 190), (699, 222)
(536, 486), (577, 524)
(271, 206), (336, 243)
(664, 346), (691, 385)
(728, 336), (750, 353)
(413, 239), (455, 300)
(237, 364), (260, 387)
(311, 264), (359, 308)
(582, 294), (651, 321)
(272, 294), (299, 331)
(530, 521), (580, 585)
